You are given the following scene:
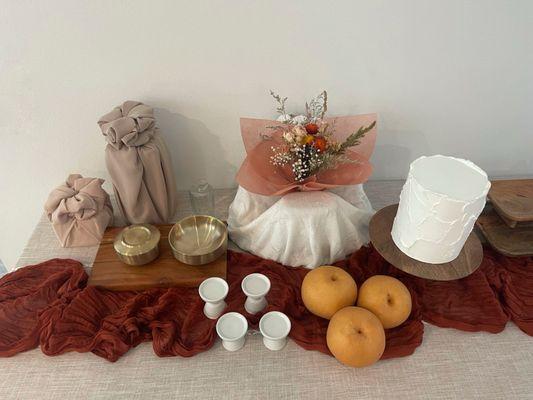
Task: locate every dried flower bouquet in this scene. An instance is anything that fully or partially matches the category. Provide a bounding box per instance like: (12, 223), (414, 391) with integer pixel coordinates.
(235, 92), (377, 196)
(265, 91), (376, 182)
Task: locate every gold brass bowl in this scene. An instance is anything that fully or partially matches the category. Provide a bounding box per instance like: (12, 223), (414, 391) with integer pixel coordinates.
(168, 215), (227, 265)
(114, 224), (160, 266)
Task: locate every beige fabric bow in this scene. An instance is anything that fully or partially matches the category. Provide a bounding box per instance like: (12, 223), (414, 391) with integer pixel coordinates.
(44, 174), (113, 247)
(98, 101), (156, 149)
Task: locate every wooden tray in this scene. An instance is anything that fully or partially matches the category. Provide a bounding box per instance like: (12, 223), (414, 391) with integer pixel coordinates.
(88, 224), (227, 291)
(476, 204), (533, 257)
(489, 179), (533, 227)
(369, 204), (483, 281)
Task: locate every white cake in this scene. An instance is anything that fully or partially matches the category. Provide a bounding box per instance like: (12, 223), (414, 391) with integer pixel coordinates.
(391, 155), (490, 264)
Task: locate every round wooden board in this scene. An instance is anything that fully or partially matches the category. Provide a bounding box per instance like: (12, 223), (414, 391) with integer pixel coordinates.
(369, 204), (483, 281)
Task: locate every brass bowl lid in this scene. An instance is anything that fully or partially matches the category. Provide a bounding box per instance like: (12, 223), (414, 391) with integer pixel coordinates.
(114, 224), (161, 257)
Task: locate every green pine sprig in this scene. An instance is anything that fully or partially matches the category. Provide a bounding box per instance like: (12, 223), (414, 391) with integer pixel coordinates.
(336, 120), (376, 154)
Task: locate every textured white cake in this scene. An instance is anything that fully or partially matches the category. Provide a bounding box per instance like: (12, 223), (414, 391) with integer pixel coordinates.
(391, 155), (490, 264)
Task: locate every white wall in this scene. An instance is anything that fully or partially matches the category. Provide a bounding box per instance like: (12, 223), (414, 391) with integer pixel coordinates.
(1, 0), (532, 269)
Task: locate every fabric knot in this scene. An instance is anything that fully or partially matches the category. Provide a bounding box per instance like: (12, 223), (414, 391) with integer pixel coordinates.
(98, 101), (156, 149)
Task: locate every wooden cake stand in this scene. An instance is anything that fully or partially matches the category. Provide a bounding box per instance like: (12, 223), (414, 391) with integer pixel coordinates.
(476, 204), (533, 257)
(369, 204), (483, 281)
(475, 179), (533, 257)
(488, 179), (533, 228)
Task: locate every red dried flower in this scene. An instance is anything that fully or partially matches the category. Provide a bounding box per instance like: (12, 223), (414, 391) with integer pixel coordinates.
(305, 123), (319, 135)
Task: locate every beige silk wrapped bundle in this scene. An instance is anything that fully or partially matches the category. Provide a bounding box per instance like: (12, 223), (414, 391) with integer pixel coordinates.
(98, 101), (178, 224)
(44, 174), (113, 247)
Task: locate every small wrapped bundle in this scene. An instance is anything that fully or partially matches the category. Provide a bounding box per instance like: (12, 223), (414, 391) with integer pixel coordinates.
(45, 174), (113, 247)
(98, 101), (178, 224)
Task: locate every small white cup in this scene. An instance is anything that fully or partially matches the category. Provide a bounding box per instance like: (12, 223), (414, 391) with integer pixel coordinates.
(216, 312), (248, 351)
(199, 277), (229, 320)
(259, 311), (291, 351)
(242, 273), (271, 314)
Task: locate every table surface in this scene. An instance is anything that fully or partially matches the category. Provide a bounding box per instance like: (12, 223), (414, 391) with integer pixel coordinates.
(5, 182), (533, 400)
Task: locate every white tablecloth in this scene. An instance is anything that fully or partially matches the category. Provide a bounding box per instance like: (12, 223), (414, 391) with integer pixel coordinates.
(4, 181), (533, 400)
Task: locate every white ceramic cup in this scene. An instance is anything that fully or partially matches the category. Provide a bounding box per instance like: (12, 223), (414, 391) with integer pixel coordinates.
(216, 312), (248, 351)
(198, 277), (229, 320)
(241, 273), (271, 315)
(259, 311), (292, 351)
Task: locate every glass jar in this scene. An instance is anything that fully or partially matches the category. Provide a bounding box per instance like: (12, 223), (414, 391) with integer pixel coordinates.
(189, 179), (215, 216)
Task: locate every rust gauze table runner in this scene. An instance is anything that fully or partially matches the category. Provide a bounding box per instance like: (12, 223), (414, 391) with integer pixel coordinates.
(0, 246), (532, 362)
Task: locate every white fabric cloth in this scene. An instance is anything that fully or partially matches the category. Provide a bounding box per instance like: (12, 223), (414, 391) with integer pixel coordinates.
(228, 185), (374, 268)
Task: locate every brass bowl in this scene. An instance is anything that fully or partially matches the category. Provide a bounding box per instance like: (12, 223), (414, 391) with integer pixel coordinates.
(168, 215), (227, 265)
(114, 224), (160, 266)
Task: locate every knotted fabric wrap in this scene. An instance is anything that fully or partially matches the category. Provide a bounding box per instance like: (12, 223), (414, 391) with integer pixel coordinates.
(1, 246), (533, 362)
(99, 101), (178, 224)
(228, 185), (374, 268)
(44, 174), (113, 247)
(236, 114), (377, 196)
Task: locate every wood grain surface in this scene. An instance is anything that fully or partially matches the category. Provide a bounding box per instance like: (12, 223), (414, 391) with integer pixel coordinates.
(489, 179), (533, 225)
(88, 224), (227, 291)
(369, 204), (483, 281)
(476, 204), (533, 257)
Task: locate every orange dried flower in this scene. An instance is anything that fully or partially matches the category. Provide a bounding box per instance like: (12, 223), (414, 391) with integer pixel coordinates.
(303, 135), (315, 145)
(312, 136), (327, 152)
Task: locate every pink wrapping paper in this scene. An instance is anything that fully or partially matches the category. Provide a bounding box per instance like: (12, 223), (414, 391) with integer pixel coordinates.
(236, 114), (377, 196)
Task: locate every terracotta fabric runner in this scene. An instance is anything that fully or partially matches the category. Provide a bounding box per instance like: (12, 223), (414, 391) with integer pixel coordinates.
(0, 246), (532, 362)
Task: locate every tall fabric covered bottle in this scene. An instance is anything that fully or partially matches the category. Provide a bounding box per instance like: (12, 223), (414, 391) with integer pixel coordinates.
(98, 101), (178, 224)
